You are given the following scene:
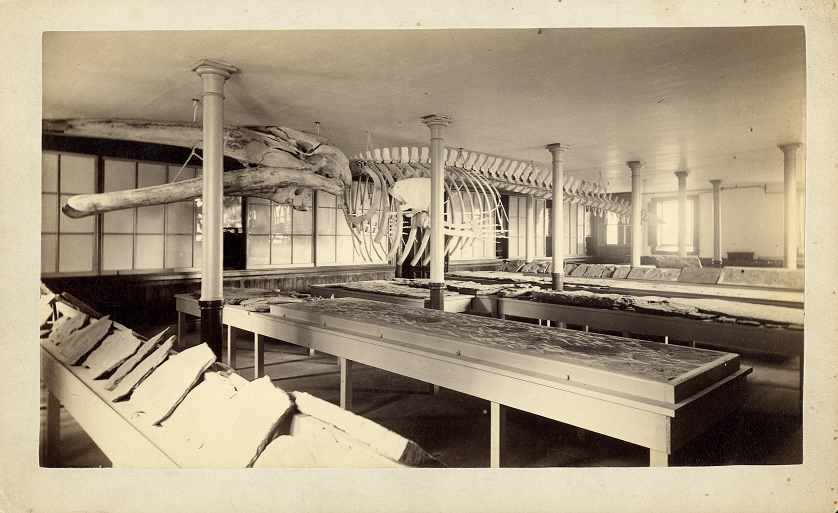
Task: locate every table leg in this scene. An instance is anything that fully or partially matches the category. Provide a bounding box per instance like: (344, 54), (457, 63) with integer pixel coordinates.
(490, 402), (507, 468)
(649, 449), (671, 467)
(340, 358), (353, 411)
(254, 333), (264, 379)
(177, 311), (187, 349)
(226, 326), (238, 370)
(44, 390), (60, 466)
(309, 348), (317, 356)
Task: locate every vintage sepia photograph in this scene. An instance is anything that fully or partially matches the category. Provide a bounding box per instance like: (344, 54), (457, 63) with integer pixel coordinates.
(2, 1), (836, 512)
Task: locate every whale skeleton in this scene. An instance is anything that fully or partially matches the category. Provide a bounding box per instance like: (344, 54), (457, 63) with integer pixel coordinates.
(43, 119), (352, 218)
(43, 120), (657, 265)
(343, 147), (659, 264)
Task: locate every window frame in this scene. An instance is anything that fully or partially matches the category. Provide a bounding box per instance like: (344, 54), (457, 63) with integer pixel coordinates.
(649, 195), (700, 255)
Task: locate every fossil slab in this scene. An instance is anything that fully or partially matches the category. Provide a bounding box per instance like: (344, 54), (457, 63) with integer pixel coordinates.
(129, 342), (216, 425)
(83, 327), (145, 379)
(58, 316), (113, 365)
(161, 373), (293, 468)
(290, 391), (442, 467)
(109, 335), (175, 402)
(48, 313), (89, 346)
(677, 267), (723, 284)
(103, 329), (169, 391)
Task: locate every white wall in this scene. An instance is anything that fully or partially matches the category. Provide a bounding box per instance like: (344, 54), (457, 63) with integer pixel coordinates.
(641, 184), (786, 260)
(719, 186), (785, 259)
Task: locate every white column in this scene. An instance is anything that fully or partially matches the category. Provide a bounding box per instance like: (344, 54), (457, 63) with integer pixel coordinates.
(627, 161), (644, 267)
(422, 114), (451, 310)
(193, 59), (236, 358)
(675, 171), (690, 257)
(779, 144), (801, 269)
(546, 143), (567, 290)
(525, 194), (536, 262)
(710, 179), (722, 265)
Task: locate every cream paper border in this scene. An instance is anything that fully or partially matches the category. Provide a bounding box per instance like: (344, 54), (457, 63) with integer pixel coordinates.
(1, 1), (836, 512)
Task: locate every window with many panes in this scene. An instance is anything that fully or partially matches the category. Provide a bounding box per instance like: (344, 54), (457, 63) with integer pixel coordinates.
(246, 197), (313, 267)
(650, 196), (698, 254)
(43, 151), (204, 275)
(563, 202), (589, 256)
(504, 195), (588, 259)
(506, 196), (526, 258)
(603, 211), (631, 245)
(507, 196), (549, 258)
(42, 152), (98, 274)
(100, 159), (202, 272)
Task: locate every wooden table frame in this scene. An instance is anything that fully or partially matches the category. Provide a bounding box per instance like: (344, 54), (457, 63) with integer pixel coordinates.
(41, 342), (182, 468)
(175, 294), (752, 467)
(266, 302), (750, 467)
(40, 340), (404, 468)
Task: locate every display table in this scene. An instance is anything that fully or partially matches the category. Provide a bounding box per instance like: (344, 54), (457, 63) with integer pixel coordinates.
(496, 297), (804, 357)
(175, 294), (272, 378)
(260, 298), (750, 467)
(308, 283), (475, 312)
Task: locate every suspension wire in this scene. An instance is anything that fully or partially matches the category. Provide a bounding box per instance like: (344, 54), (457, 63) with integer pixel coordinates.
(172, 99), (204, 183)
(171, 146), (203, 183)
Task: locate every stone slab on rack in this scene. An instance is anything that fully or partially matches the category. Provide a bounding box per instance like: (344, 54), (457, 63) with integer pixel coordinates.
(104, 329), (170, 391)
(612, 265), (632, 279)
(129, 342), (216, 425)
(48, 312), (88, 346)
(718, 267), (804, 290)
(58, 316), (113, 365)
(109, 335), (175, 402)
(160, 373), (294, 467)
(83, 327), (144, 379)
(654, 256), (703, 268)
(678, 267), (723, 284)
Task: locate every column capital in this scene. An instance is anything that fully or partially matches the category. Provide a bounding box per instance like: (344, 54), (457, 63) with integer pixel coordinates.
(674, 170), (690, 180)
(778, 142), (802, 151)
(626, 161), (644, 174)
(709, 179), (722, 187)
(421, 114), (453, 128)
(545, 143), (568, 154)
(778, 143), (802, 159)
(191, 59), (238, 79)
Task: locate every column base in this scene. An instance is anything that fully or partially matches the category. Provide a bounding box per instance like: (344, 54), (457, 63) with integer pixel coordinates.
(429, 282), (445, 311)
(551, 272), (564, 291)
(199, 299), (224, 359)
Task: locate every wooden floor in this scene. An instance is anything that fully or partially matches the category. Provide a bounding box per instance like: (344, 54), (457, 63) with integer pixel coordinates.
(40, 321), (803, 468)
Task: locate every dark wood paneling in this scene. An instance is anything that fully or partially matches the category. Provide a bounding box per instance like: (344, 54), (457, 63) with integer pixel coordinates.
(43, 266), (395, 328)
